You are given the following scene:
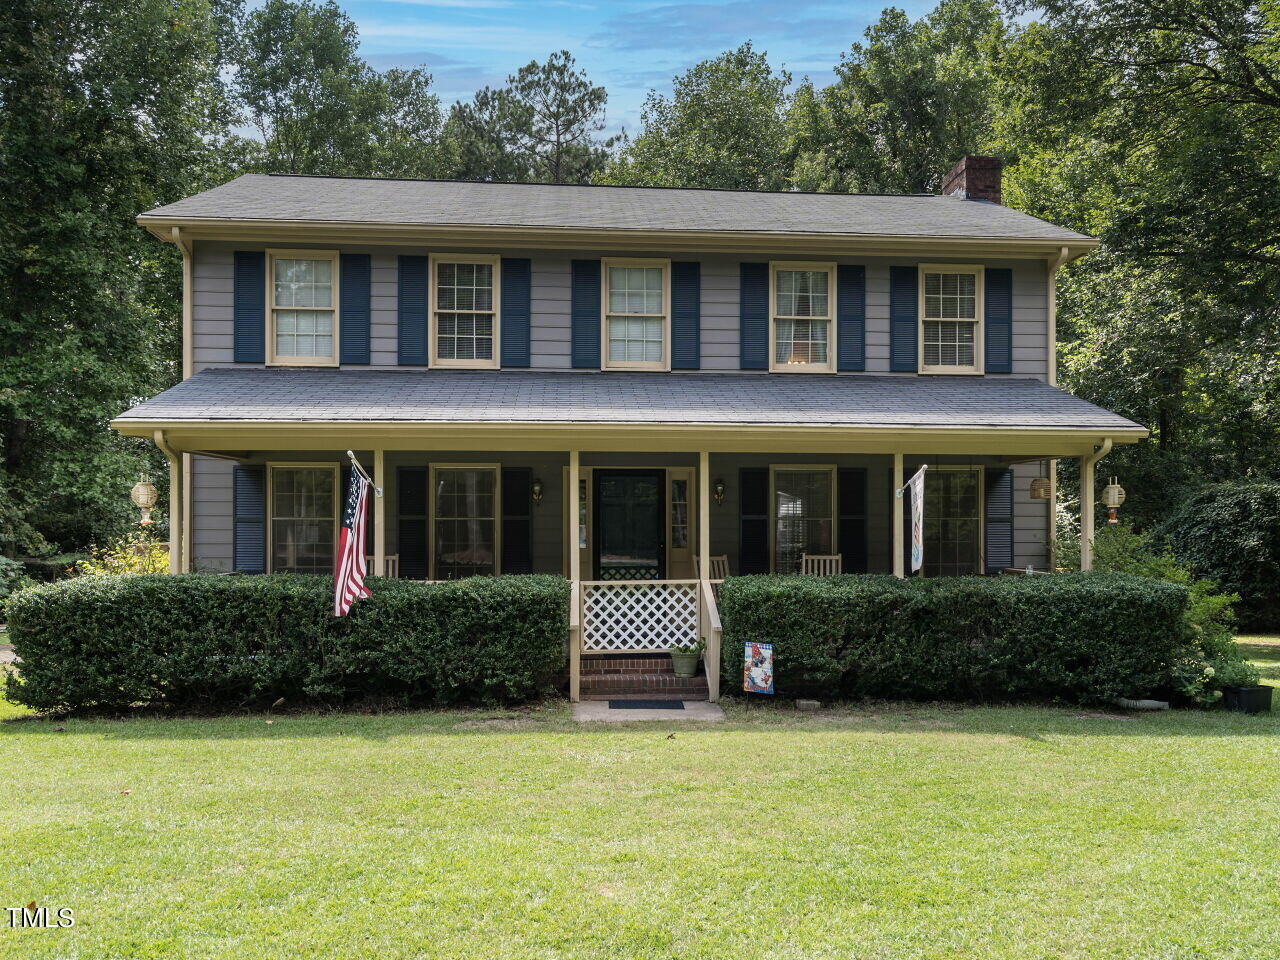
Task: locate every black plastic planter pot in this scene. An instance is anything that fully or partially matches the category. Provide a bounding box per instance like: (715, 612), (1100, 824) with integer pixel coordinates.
(1223, 685), (1273, 714)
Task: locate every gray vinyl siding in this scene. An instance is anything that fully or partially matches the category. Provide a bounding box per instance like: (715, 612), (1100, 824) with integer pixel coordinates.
(1012, 460), (1052, 570)
(191, 454), (234, 573)
(190, 242), (1049, 380)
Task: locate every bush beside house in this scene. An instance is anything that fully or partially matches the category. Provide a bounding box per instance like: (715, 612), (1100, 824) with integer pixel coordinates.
(4, 574), (568, 712)
(1156, 482), (1280, 631)
(719, 573), (1192, 704)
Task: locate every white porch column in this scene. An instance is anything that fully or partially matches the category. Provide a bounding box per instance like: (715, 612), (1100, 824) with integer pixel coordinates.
(698, 451), (710, 579)
(373, 448), (386, 576)
(568, 450), (581, 703)
(892, 453), (905, 578)
(155, 430), (182, 575)
(1080, 453), (1095, 572)
(568, 450), (581, 583)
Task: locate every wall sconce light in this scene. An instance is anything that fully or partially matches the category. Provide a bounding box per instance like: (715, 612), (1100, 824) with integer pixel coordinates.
(713, 478), (726, 506)
(531, 478), (544, 505)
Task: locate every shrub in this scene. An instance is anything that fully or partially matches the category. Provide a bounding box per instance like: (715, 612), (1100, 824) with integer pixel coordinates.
(1155, 483), (1280, 631)
(0, 556), (35, 617)
(72, 532), (169, 576)
(4, 574), (568, 713)
(718, 573), (1190, 704)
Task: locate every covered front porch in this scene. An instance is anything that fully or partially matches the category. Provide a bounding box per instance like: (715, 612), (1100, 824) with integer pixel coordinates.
(112, 367), (1147, 704)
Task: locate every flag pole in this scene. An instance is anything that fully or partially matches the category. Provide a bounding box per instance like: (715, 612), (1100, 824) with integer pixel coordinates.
(346, 450), (383, 497)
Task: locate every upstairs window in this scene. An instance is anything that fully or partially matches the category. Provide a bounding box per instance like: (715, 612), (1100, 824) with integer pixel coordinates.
(604, 259), (669, 370)
(431, 255), (500, 368)
(770, 263), (835, 372)
(268, 251), (339, 366)
(920, 265), (983, 373)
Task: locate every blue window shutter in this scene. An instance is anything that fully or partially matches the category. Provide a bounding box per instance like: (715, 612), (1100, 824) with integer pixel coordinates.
(571, 259), (601, 369)
(671, 261), (701, 370)
(837, 264), (866, 372)
(339, 254), (371, 365)
(739, 467), (770, 573)
(838, 468), (868, 573)
(397, 255), (429, 365)
(501, 258), (532, 368)
(889, 266), (918, 372)
(232, 465), (266, 573)
(739, 263), (768, 370)
(233, 251), (266, 364)
(501, 467), (533, 574)
(984, 267), (1013, 374)
(985, 467), (1014, 573)
(397, 466), (429, 579)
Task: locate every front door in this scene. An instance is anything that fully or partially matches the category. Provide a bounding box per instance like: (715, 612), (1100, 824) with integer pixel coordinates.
(593, 469), (665, 580)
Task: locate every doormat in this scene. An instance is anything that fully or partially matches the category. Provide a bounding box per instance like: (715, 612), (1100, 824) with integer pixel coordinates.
(608, 700), (685, 710)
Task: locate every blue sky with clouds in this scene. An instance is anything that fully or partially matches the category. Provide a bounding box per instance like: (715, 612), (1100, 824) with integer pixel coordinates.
(337, 0), (934, 135)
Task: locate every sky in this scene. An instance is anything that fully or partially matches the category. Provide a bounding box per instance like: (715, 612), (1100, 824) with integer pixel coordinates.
(337, 0), (935, 136)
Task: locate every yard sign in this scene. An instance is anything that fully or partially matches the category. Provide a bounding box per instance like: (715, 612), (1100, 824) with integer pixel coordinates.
(744, 642), (774, 694)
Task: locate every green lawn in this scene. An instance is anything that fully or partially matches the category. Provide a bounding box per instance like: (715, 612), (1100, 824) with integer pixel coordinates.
(1239, 634), (1280, 688)
(3, 690), (1280, 958)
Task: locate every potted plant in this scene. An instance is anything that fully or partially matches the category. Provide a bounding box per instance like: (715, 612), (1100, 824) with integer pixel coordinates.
(1215, 660), (1271, 714)
(670, 639), (705, 679)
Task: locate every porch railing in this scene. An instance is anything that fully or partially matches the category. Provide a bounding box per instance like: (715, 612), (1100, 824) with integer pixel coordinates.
(571, 578), (722, 703)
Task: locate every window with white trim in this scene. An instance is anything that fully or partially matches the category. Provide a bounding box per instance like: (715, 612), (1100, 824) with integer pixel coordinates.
(604, 259), (668, 369)
(432, 256), (499, 368)
(770, 263), (835, 372)
(923, 467), (982, 576)
(771, 467), (835, 573)
(269, 465), (338, 574)
(268, 251), (339, 366)
(921, 265), (983, 373)
(432, 466), (498, 578)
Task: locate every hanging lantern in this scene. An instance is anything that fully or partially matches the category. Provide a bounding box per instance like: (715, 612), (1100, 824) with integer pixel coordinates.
(1102, 476), (1126, 524)
(130, 474), (159, 526)
(1029, 460), (1052, 500)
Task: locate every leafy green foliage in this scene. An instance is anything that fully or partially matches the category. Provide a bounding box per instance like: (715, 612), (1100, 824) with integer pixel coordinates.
(598, 43), (792, 190)
(71, 532), (170, 577)
(719, 573), (1190, 704)
(230, 0), (450, 178)
(4, 574), (568, 712)
(1155, 483), (1280, 631)
(0, 555), (35, 616)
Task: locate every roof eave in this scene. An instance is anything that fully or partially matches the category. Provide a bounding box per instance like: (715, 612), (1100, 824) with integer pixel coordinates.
(137, 215), (1098, 260)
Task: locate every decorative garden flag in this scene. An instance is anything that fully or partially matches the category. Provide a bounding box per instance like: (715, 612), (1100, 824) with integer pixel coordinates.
(334, 467), (371, 617)
(744, 642), (774, 694)
(907, 465), (928, 574)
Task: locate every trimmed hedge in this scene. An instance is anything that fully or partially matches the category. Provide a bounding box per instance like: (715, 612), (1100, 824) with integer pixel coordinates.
(719, 573), (1189, 704)
(5, 574), (568, 712)
(1156, 482), (1280, 630)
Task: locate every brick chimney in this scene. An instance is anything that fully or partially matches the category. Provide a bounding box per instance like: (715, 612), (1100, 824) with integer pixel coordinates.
(940, 155), (1002, 204)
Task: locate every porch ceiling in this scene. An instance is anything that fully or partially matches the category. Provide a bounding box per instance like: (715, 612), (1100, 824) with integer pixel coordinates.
(112, 367), (1146, 457)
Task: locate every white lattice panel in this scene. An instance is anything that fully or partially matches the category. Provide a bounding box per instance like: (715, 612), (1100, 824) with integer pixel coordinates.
(581, 581), (700, 651)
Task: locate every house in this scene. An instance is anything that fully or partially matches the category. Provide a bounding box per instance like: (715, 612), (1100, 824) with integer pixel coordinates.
(112, 156), (1146, 702)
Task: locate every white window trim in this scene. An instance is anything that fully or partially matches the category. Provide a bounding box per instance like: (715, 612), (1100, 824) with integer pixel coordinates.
(918, 263), (984, 375)
(429, 253), (501, 370)
(266, 249), (341, 368)
(428, 463), (502, 579)
(768, 261), (837, 374)
(922, 464), (985, 576)
(266, 462), (340, 574)
(767, 464), (837, 573)
(601, 257), (672, 372)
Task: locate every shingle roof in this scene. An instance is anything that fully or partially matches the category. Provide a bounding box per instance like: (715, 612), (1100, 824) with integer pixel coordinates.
(116, 368), (1142, 433)
(139, 174), (1091, 243)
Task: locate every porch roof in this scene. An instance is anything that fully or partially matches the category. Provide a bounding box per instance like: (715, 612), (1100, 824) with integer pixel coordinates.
(116, 367), (1143, 435)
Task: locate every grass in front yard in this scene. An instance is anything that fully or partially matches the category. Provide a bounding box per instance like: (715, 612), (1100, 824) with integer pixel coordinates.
(1238, 634), (1280, 688)
(3, 697), (1280, 959)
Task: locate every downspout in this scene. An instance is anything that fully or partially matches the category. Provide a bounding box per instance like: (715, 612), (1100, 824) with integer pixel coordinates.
(154, 429), (183, 574)
(1079, 438), (1112, 572)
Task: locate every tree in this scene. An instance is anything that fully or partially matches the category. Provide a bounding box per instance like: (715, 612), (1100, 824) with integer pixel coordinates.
(789, 0), (1006, 194)
(598, 43), (792, 190)
(0, 0), (233, 553)
(231, 0), (450, 178)
(446, 50), (612, 183)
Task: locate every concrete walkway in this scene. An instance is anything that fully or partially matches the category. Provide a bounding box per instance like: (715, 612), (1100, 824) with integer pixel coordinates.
(572, 700), (725, 723)
(0, 643), (15, 666)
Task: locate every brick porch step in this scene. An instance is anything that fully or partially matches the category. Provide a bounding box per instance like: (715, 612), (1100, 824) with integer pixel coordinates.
(580, 671), (708, 699)
(581, 654), (674, 676)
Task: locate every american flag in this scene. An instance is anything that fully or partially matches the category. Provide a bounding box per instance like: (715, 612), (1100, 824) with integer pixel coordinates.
(334, 468), (371, 616)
